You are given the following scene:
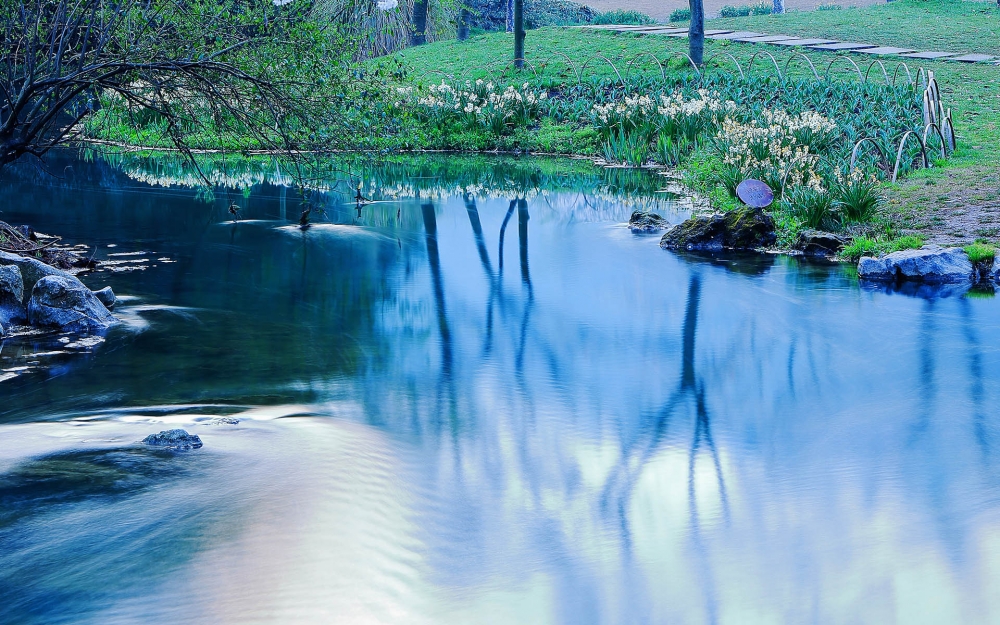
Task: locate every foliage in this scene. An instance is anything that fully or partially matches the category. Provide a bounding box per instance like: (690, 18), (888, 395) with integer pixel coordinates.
(781, 186), (836, 229)
(817, 3), (842, 10)
(832, 168), (882, 223)
(669, 8), (692, 22)
(719, 3), (771, 17)
(841, 234), (925, 261)
(964, 242), (996, 264)
(591, 9), (655, 25)
(0, 0), (383, 173)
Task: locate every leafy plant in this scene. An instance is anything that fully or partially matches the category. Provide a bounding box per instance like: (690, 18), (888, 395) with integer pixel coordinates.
(591, 9), (655, 24)
(832, 169), (882, 223)
(782, 186), (837, 230)
(669, 7), (691, 21)
(964, 242), (996, 263)
(602, 126), (650, 167)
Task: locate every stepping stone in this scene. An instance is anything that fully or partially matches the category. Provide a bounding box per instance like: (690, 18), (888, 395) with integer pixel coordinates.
(900, 51), (959, 60)
(666, 29), (732, 37)
(948, 53), (996, 63)
(735, 35), (802, 43)
(706, 31), (764, 40)
(769, 38), (837, 46)
(808, 42), (878, 51)
(853, 46), (915, 55)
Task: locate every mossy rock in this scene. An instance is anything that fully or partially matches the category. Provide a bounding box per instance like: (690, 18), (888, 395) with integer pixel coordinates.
(659, 207), (776, 251)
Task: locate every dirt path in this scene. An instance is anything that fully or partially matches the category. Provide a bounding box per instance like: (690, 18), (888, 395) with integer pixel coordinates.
(581, 0), (885, 22)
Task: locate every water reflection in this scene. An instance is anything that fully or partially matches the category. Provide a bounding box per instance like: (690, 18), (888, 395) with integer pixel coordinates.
(1, 155), (1000, 624)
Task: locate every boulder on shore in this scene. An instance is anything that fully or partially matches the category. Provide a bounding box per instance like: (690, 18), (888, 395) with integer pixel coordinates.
(857, 245), (973, 283)
(141, 429), (203, 450)
(660, 207), (776, 251)
(795, 230), (847, 257)
(0, 265), (25, 326)
(628, 211), (669, 232)
(28, 275), (120, 333)
(0, 251), (67, 305)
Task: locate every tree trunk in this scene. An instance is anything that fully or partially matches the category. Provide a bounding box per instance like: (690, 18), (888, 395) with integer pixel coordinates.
(457, 7), (470, 41)
(411, 0), (428, 46)
(688, 0), (704, 66)
(514, 0), (525, 68)
(772, 0), (785, 14)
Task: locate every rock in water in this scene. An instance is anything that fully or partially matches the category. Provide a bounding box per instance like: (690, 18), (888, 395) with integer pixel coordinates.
(0, 251), (68, 304)
(628, 211), (669, 232)
(660, 207), (776, 251)
(93, 286), (116, 309)
(795, 230), (847, 256)
(142, 429), (203, 450)
(28, 275), (120, 332)
(857, 245), (973, 283)
(0, 265), (25, 325)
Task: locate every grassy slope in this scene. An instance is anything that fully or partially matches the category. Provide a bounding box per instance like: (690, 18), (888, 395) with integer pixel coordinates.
(392, 7), (1000, 244)
(707, 0), (1000, 245)
(708, 0), (1000, 56)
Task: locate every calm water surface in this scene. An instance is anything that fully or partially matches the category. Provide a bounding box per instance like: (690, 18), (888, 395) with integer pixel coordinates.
(1, 155), (1000, 624)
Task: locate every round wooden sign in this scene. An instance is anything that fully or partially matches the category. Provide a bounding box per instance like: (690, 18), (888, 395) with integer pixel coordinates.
(736, 179), (774, 209)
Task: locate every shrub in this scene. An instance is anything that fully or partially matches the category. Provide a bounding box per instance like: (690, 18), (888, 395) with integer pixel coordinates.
(591, 9), (655, 24)
(964, 242), (996, 263)
(817, 3), (842, 9)
(718, 3), (769, 17)
(669, 7), (691, 21)
(719, 5), (751, 17)
(782, 186), (836, 229)
(832, 169), (882, 223)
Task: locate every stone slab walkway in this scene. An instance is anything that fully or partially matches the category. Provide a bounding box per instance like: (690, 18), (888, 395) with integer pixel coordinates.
(575, 24), (998, 65)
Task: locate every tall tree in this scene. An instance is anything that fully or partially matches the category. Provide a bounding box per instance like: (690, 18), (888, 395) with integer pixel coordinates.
(688, 0), (705, 66)
(411, 0), (429, 45)
(513, 0), (525, 68)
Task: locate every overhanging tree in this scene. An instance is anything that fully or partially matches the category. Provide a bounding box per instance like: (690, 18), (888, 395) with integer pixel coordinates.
(0, 0), (369, 171)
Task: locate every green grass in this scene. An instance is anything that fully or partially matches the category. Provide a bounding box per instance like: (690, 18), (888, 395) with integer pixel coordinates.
(964, 241), (996, 262)
(707, 0), (1000, 56)
(841, 233), (925, 261)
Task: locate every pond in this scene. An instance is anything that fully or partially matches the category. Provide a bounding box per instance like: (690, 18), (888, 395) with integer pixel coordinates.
(1, 153), (999, 624)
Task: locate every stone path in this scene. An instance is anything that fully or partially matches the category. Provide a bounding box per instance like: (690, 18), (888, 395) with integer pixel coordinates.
(575, 24), (999, 65)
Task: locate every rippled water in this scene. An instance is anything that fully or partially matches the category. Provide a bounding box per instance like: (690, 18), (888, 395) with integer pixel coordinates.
(2, 155), (1000, 624)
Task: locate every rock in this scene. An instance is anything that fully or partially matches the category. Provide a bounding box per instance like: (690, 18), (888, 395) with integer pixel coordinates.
(207, 417), (240, 425)
(0, 320), (5, 338)
(795, 230), (847, 256)
(28, 275), (120, 332)
(141, 429), (203, 450)
(660, 207), (776, 251)
(93, 286), (116, 309)
(0, 265), (25, 325)
(0, 250), (70, 305)
(857, 245), (973, 283)
(628, 211), (669, 232)
(991, 260), (1000, 285)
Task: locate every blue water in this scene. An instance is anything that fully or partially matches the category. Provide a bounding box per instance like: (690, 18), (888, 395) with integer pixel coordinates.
(1, 155), (999, 624)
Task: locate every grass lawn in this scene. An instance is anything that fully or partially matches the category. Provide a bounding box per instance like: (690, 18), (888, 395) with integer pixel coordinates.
(391, 13), (1000, 245)
(707, 0), (1000, 56)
